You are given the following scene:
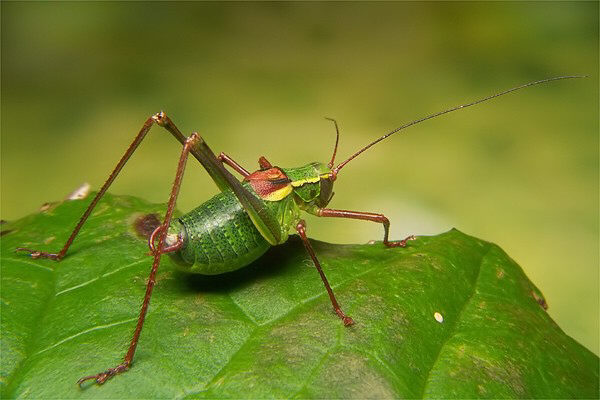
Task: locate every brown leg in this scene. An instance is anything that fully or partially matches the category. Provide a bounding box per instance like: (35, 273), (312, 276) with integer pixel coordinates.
(77, 133), (200, 386)
(296, 219), (354, 326)
(16, 112), (190, 261)
(218, 152), (250, 177)
(317, 208), (415, 247)
(258, 156), (272, 170)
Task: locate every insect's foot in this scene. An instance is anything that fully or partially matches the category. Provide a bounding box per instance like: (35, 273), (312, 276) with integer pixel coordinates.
(385, 235), (416, 248)
(15, 247), (61, 261)
(77, 362), (129, 387)
(335, 309), (355, 326)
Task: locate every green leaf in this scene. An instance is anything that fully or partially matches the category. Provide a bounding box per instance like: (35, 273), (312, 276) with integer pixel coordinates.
(1, 193), (597, 399)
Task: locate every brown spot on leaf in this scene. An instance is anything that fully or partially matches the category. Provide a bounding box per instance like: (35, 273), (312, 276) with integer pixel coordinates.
(468, 356), (526, 396)
(531, 290), (548, 310)
(133, 213), (161, 240)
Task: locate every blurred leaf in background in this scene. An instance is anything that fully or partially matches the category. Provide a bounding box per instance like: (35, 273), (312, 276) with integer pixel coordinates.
(1, 1), (598, 357)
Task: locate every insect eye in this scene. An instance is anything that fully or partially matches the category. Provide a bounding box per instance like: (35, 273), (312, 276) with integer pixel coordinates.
(319, 177), (334, 206)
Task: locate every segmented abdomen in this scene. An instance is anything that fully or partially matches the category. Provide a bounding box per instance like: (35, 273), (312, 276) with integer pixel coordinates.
(169, 190), (270, 275)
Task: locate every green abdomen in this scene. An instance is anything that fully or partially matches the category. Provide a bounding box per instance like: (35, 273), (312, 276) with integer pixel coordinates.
(169, 190), (270, 275)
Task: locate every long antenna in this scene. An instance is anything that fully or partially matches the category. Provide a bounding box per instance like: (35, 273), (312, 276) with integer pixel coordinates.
(325, 117), (340, 168)
(334, 75), (585, 174)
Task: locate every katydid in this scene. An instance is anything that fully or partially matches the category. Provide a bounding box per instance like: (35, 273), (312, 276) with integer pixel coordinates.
(15, 76), (582, 385)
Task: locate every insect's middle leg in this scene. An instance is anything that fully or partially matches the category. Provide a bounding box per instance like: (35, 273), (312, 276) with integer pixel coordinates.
(295, 219), (354, 326)
(316, 208), (415, 247)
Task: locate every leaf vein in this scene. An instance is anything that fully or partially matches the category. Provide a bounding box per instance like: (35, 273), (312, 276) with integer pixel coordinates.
(226, 293), (259, 325)
(55, 277), (99, 296)
(345, 344), (404, 389)
(419, 244), (491, 398)
(32, 317), (137, 357)
(291, 344), (340, 398)
(101, 258), (148, 278)
(259, 261), (387, 327)
(291, 318), (346, 398)
(176, 326), (259, 399)
(1, 257), (54, 272)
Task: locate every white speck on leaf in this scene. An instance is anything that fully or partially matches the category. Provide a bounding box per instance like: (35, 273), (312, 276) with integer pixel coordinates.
(434, 312), (444, 323)
(66, 182), (91, 200)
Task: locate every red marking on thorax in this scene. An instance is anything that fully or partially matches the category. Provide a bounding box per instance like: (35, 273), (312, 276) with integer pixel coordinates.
(244, 168), (291, 199)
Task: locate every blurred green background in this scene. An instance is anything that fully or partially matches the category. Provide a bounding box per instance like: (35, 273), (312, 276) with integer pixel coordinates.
(2, 3), (598, 355)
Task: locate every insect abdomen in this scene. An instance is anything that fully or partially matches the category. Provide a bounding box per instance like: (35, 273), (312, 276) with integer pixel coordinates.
(169, 189), (271, 275)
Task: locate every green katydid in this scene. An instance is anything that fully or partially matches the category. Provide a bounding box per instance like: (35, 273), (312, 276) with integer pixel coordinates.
(15, 76), (582, 385)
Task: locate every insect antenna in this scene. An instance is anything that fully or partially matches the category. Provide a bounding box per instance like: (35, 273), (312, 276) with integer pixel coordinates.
(325, 117), (340, 169)
(333, 75), (586, 174)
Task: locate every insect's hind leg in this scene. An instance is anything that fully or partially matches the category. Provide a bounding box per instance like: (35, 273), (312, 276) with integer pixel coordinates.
(15, 111), (189, 261)
(295, 219), (354, 326)
(77, 132), (201, 386)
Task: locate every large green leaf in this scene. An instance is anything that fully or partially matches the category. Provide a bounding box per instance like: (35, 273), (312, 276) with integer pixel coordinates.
(1, 193), (597, 398)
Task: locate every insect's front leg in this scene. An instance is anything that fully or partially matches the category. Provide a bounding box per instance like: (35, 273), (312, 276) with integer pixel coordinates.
(316, 208), (415, 247)
(15, 111), (188, 261)
(217, 152), (250, 177)
(295, 219), (354, 326)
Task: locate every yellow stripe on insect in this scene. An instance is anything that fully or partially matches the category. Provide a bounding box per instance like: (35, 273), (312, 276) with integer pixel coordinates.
(263, 185), (293, 201)
(291, 176), (320, 187)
